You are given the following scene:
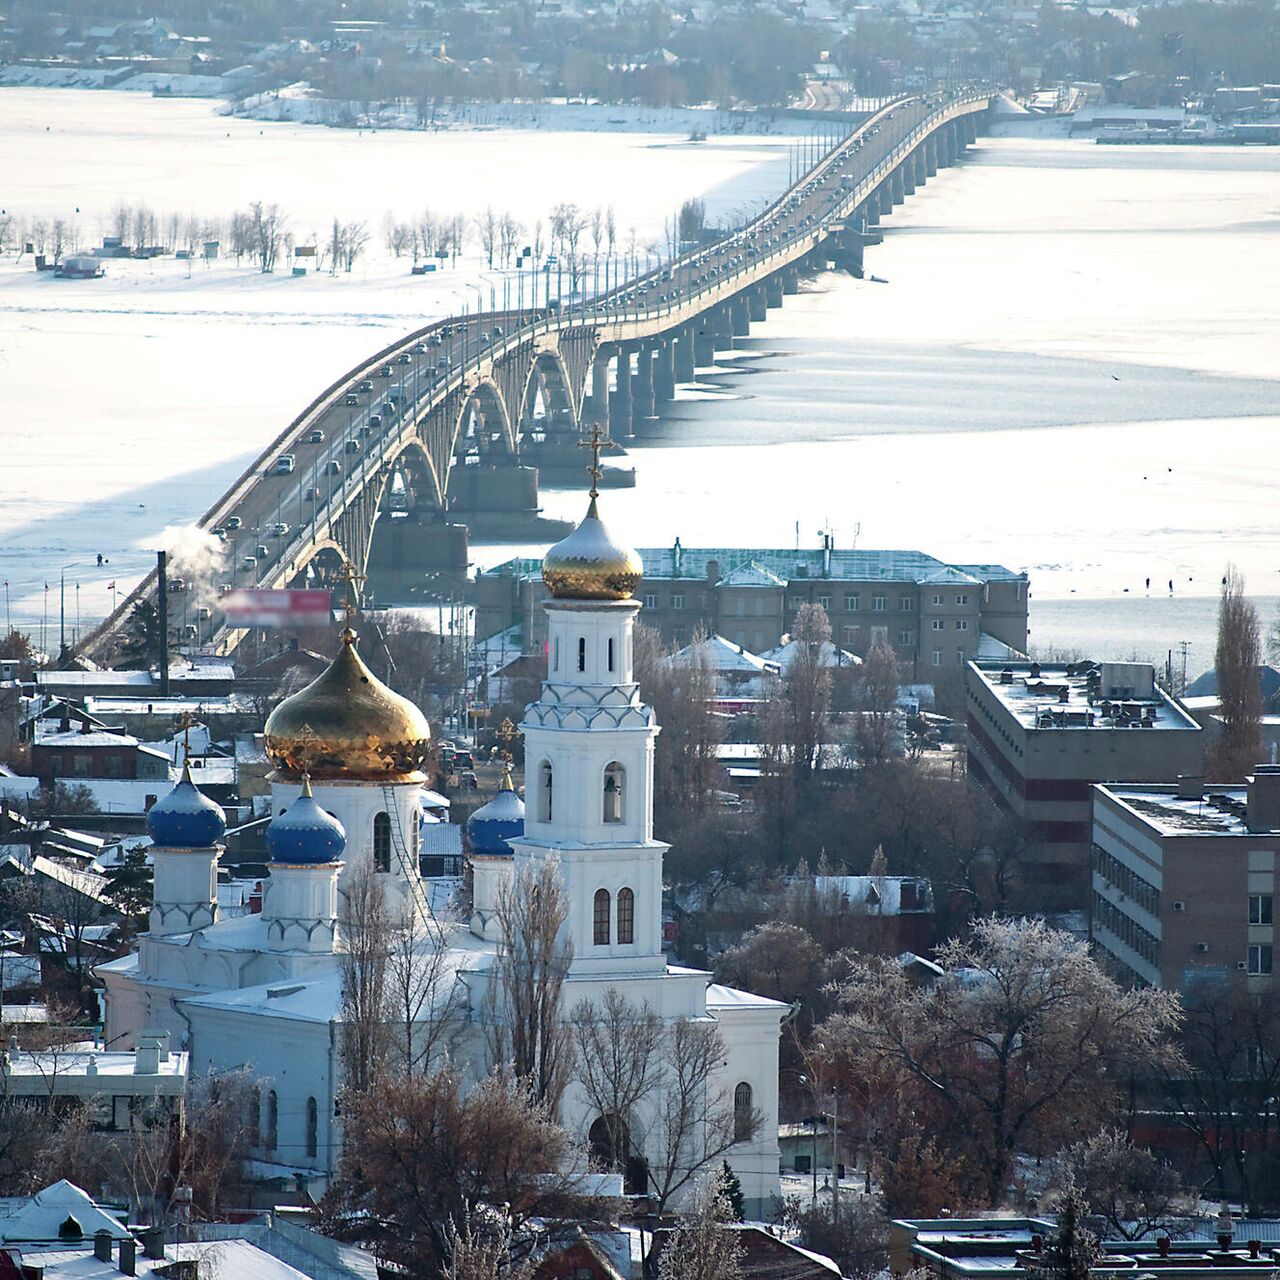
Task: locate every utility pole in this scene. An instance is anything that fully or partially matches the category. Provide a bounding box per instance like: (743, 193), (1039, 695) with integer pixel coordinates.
(831, 1086), (840, 1218)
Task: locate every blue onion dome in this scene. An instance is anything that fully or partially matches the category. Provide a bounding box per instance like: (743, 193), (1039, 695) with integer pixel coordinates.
(467, 767), (525, 857)
(147, 760), (227, 848)
(265, 776), (347, 865)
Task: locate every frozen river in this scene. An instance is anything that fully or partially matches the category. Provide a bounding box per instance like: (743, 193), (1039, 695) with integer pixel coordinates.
(2, 97), (1278, 669)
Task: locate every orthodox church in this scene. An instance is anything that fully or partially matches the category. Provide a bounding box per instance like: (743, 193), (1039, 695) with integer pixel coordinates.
(99, 490), (784, 1215)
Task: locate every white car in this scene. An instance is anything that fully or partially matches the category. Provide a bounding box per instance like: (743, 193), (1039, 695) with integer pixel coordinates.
(267, 522), (289, 537)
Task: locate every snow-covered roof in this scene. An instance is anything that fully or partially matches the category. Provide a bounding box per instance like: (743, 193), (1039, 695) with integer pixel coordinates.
(761, 638), (862, 673)
(719, 562), (786, 589)
(813, 875), (934, 915)
(666, 635), (779, 676)
(0, 1179), (131, 1244)
(705, 982), (788, 1010)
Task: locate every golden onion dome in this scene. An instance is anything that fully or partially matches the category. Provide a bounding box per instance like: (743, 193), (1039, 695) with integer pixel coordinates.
(263, 628), (431, 781)
(542, 495), (643, 601)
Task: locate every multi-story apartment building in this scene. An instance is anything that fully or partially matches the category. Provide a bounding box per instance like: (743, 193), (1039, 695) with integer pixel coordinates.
(1091, 768), (1280, 992)
(476, 539), (1028, 678)
(965, 659), (1205, 903)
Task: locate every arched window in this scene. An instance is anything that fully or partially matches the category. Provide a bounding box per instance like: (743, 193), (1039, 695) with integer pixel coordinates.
(411, 812), (420, 859)
(603, 762), (624, 824)
(306, 1096), (318, 1159)
(607, 637), (616, 672)
(267, 1090), (279, 1151)
(539, 761), (553, 823)
(616, 887), (634, 945)
(577, 636), (587, 673)
(733, 1082), (753, 1143)
(593, 888), (611, 946)
(373, 812), (391, 873)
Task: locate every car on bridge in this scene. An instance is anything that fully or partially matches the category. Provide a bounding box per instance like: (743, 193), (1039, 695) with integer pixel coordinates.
(344, 394), (359, 406)
(225, 516), (242, 530)
(398, 352), (412, 365)
(345, 440), (361, 454)
(369, 414), (382, 428)
(358, 379), (373, 393)
(267, 522), (289, 537)
(326, 460), (342, 475)
(241, 555), (257, 572)
(273, 454), (295, 475)
(380, 365), (394, 377)
(307, 429), (325, 444)
(167, 577), (186, 593)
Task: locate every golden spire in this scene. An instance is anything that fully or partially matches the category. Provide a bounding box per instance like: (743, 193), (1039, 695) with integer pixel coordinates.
(338, 560), (366, 641)
(497, 717), (519, 791)
(579, 423), (608, 500)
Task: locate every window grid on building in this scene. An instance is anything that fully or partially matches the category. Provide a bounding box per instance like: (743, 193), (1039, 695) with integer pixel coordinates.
(593, 889), (610, 946)
(1249, 894), (1274, 926)
(1248, 943), (1274, 975)
(617, 887), (635, 944)
(1093, 889), (1161, 969)
(1091, 843), (1161, 916)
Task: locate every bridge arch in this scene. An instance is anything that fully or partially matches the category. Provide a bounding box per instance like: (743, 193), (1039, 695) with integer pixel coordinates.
(453, 379), (515, 463)
(517, 350), (578, 446)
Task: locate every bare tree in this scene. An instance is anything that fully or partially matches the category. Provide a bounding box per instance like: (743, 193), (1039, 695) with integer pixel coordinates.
(646, 1016), (757, 1216)
(823, 917), (1181, 1205)
(854, 642), (900, 767)
(1207, 565), (1262, 781)
(678, 198), (707, 244)
(249, 201), (287, 273)
(338, 860), (392, 1094)
(386, 902), (467, 1077)
(785, 603), (832, 781)
(1062, 1129), (1190, 1241)
(590, 206), (605, 257)
(475, 206), (500, 267)
(605, 205), (617, 256)
(324, 1065), (608, 1277)
(571, 988), (663, 1174)
(657, 1165), (744, 1280)
(384, 214), (413, 258)
(485, 859), (574, 1110)
(498, 212), (524, 265)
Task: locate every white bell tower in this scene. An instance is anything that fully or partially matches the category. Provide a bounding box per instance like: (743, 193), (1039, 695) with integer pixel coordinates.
(510, 450), (666, 978)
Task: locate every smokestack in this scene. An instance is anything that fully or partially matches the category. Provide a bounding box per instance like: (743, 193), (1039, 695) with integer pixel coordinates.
(156, 551), (171, 698)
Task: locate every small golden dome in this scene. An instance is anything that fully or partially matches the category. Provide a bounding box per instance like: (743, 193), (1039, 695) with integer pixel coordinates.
(542, 495), (643, 601)
(264, 629), (431, 781)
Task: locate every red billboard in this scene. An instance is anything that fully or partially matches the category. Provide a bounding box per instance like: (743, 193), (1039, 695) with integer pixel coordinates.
(222, 589), (332, 629)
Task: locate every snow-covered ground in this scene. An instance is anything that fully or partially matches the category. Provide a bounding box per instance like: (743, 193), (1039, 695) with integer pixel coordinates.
(0, 87), (798, 636)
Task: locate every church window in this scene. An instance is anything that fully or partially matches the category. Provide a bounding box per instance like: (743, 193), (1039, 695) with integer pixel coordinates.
(411, 812), (420, 858)
(603, 763), (624, 824)
(267, 1090), (279, 1151)
(608, 637), (615, 672)
(733, 1082), (754, 1142)
(578, 637), (586, 672)
(373, 812), (392, 873)
(306, 1096), (318, 1159)
(617, 887), (634, 944)
(593, 889), (611, 946)
(539, 761), (553, 822)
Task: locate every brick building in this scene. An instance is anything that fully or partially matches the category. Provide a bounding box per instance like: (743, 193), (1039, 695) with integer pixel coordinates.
(477, 539), (1028, 678)
(965, 659), (1204, 904)
(1091, 767), (1280, 992)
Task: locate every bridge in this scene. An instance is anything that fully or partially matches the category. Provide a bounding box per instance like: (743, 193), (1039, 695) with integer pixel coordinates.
(80, 86), (995, 663)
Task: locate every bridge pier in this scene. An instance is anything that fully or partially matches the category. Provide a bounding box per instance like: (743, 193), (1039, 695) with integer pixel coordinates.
(832, 230), (864, 278)
(782, 268), (800, 295)
(674, 328), (696, 381)
(730, 296), (751, 338)
(748, 287), (767, 322)
(611, 347), (634, 438)
(891, 168), (906, 205)
(925, 133), (939, 177)
(588, 349), (611, 426)
(943, 123), (959, 166)
(964, 113), (978, 146)
(632, 345), (656, 426)
(366, 516), (469, 601)
(447, 463), (567, 539)
(914, 147), (929, 188)
(862, 197), (880, 228)
(900, 159), (916, 197)
(765, 276), (784, 308)
(654, 340), (676, 402)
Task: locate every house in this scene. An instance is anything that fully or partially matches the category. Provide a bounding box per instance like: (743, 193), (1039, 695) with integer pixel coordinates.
(30, 726), (171, 789)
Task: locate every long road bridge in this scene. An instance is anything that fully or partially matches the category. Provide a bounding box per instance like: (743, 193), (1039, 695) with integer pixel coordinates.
(80, 86), (995, 663)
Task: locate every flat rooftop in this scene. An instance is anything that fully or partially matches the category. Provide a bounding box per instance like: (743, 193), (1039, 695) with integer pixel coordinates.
(970, 660), (1200, 733)
(1105, 785), (1279, 837)
(484, 547), (1026, 586)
